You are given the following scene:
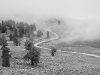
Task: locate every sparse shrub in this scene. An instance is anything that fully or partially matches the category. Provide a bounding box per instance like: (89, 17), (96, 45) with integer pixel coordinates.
(50, 47), (57, 56)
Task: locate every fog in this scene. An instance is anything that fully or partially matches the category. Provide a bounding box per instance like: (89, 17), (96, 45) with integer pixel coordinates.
(59, 18), (100, 43)
(0, 0), (100, 42)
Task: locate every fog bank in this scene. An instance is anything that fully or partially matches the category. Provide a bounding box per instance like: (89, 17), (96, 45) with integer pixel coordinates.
(0, 0), (100, 42)
(57, 18), (100, 43)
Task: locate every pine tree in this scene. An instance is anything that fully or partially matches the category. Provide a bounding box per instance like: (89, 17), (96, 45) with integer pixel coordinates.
(1, 20), (7, 33)
(24, 39), (40, 66)
(1, 35), (11, 67)
(29, 46), (40, 66)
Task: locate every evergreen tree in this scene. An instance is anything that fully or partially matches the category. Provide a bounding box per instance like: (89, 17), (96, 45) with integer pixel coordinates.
(1, 20), (7, 33)
(24, 39), (40, 66)
(29, 46), (40, 66)
(1, 35), (11, 67)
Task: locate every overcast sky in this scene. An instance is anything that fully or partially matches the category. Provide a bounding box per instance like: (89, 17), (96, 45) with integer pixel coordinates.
(0, 0), (100, 21)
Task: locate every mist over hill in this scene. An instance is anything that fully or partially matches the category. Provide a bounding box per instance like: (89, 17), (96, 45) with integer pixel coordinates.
(52, 18), (100, 42)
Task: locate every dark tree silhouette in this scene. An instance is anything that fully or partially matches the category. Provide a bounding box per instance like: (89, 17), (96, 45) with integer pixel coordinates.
(29, 46), (40, 66)
(1, 35), (11, 67)
(46, 31), (50, 38)
(9, 33), (13, 41)
(24, 39), (40, 66)
(1, 20), (7, 33)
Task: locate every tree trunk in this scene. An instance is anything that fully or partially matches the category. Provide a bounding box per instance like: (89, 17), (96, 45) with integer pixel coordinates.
(2, 57), (10, 67)
(30, 58), (34, 66)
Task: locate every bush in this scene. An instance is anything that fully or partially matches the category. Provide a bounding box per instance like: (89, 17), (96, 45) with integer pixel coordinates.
(36, 30), (43, 37)
(50, 47), (57, 56)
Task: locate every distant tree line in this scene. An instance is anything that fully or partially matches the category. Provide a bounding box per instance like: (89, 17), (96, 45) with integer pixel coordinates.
(0, 20), (37, 37)
(0, 19), (50, 46)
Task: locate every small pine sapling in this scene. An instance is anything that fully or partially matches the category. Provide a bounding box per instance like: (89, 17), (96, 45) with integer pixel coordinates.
(50, 47), (57, 56)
